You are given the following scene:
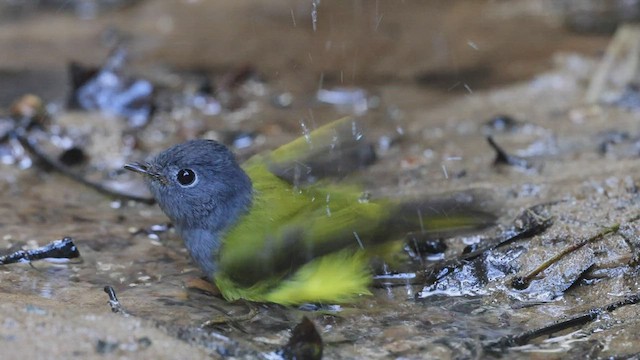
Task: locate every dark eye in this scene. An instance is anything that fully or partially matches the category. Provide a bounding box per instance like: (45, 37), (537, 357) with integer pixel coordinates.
(176, 169), (197, 187)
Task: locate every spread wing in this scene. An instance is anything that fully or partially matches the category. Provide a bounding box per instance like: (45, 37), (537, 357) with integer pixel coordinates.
(255, 116), (377, 185)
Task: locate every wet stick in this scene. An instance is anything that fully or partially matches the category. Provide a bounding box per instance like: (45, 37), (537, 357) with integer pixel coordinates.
(484, 292), (640, 350)
(512, 214), (640, 290)
(416, 203), (553, 288)
(16, 130), (155, 204)
(200, 301), (256, 331)
(486, 136), (536, 171)
(104, 286), (131, 316)
(0, 237), (80, 265)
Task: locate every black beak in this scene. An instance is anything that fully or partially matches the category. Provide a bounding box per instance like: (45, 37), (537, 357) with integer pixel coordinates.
(124, 162), (168, 185)
(124, 162), (152, 175)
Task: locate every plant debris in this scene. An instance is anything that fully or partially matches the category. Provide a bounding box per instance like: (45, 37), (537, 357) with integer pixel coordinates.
(512, 215), (639, 290)
(0, 237), (80, 265)
(278, 316), (323, 360)
(416, 203), (554, 293)
(68, 47), (154, 128)
(104, 285), (130, 316)
(487, 136), (537, 171)
(484, 292), (640, 351)
(58, 146), (88, 167)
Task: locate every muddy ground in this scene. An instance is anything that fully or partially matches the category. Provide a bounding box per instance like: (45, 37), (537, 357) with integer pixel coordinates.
(2, 1), (640, 359)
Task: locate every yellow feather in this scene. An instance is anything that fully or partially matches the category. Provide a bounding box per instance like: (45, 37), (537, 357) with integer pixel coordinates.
(216, 250), (371, 305)
(263, 250), (372, 305)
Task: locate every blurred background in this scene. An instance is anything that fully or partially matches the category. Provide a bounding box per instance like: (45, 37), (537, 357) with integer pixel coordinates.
(0, 0), (617, 105)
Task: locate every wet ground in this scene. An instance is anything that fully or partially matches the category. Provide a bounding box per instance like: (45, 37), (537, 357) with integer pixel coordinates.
(3, 1), (640, 359)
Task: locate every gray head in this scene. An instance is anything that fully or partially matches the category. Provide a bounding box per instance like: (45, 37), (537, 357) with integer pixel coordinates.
(125, 139), (253, 233)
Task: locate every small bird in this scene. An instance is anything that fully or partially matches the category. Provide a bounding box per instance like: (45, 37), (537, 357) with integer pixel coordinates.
(126, 117), (494, 305)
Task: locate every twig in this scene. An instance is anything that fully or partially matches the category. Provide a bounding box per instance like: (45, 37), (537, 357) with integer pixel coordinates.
(512, 214), (640, 290)
(486, 136), (535, 170)
(585, 25), (640, 104)
(200, 300), (256, 333)
(15, 130), (155, 204)
(417, 203), (553, 287)
(104, 285), (130, 316)
(484, 292), (640, 350)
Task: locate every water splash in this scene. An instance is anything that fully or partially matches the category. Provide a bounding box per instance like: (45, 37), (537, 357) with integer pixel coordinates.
(300, 118), (312, 145)
(311, 0), (320, 32)
(316, 87), (368, 115)
(325, 193), (331, 217)
(290, 8), (297, 27)
(351, 120), (363, 141)
(353, 231), (364, 249)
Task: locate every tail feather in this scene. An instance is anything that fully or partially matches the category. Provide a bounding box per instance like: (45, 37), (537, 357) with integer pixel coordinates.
(386, 190), (496, 237)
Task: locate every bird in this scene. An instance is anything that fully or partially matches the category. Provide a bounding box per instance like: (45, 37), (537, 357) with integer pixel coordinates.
(125, 117), (494, 305)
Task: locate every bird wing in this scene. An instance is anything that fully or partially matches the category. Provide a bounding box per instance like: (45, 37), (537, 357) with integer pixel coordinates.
(251, 116), (376, 185)
(217, 159), (388, 287)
